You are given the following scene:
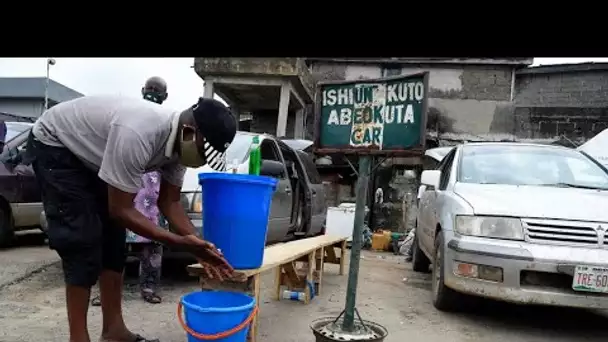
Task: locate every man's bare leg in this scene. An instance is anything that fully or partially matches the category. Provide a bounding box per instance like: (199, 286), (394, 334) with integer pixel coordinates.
(99, 270), (136, 342)
(66, 285), (92, 342)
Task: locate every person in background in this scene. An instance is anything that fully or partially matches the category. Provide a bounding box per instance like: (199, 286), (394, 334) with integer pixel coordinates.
(91, 77), (169, 306)
(0, 120), (7, 151)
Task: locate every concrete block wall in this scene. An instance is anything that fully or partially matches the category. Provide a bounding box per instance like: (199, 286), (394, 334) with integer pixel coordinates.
(513, 67), (608, 140)
(250, 109), (297, 138)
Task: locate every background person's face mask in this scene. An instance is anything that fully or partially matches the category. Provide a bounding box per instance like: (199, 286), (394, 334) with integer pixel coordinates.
(143, 91), (166, 104)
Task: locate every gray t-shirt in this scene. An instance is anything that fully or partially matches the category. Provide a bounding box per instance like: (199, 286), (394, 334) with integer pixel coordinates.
(32, 95), (186, 194)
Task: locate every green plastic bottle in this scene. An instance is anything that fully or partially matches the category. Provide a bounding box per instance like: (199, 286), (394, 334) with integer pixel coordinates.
(249, 135), (261, 175)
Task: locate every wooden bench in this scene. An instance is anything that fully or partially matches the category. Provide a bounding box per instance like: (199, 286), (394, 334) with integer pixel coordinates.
(186, 234), (348, 342)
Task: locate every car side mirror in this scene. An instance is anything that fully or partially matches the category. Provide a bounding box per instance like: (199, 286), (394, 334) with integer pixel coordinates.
(260, 160), (285, 178)
(421, 170), (441, 189)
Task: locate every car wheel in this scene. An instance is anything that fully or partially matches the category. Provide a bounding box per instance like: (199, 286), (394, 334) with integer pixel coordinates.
(412, 233), (431, 273)
(0, 206), (15, 247)
(431, 230), (463, 311)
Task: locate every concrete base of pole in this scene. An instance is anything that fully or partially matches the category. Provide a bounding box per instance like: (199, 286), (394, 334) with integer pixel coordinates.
(311, 316), (388, 342)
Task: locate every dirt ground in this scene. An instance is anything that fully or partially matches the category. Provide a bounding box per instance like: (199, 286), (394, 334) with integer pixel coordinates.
(3, 241), (608, 342)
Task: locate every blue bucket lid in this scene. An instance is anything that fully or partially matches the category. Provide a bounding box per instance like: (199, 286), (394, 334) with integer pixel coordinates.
(198, 172), (278, 189)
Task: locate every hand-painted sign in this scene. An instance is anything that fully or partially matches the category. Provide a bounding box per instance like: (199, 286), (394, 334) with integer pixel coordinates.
(315, 73), (428, 154)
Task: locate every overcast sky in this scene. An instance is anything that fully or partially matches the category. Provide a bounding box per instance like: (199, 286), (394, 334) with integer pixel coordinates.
(0, 58), (607, 112)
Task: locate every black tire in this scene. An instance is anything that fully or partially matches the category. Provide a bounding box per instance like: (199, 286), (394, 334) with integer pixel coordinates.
(431, 230), (463, 311)
(0, 206), (15, 247)
(412, 233), (431, 273)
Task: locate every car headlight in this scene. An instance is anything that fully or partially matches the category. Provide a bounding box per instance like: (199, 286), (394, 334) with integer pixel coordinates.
(455, 215), (524, 240)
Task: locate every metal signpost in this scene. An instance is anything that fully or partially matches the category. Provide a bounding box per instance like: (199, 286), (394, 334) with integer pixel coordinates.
(311, 73), (429, 341)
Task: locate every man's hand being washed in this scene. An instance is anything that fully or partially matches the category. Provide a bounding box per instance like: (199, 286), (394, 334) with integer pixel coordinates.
(179, 235), (236, 281)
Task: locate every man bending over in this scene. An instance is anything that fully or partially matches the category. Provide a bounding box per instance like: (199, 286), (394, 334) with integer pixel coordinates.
(28, 95), (236, 342)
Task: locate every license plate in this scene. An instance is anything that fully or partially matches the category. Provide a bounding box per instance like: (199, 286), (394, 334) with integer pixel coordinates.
(572, 265), (608, 293)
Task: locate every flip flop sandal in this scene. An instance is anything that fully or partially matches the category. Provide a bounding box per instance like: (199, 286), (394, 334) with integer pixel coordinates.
(133, 334), (160, 342)
(91, 295), (102, 307)
(141, 292), (162, 304)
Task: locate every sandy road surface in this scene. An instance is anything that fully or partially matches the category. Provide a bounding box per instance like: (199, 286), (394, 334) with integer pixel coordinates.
(1, 236), (608, 342)
(0, 231), (58, 290)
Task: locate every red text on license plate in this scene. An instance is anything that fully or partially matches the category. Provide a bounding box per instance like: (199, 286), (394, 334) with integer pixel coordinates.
(572, 265), (608, 293)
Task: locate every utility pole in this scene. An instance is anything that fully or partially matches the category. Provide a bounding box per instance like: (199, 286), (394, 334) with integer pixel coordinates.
(44, 58), (56, 112)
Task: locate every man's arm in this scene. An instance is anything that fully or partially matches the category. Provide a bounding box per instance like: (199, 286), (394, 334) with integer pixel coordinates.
(99, 123), (184, 246)
(107, 185), (182, 245)
(158, 177), (198, 236)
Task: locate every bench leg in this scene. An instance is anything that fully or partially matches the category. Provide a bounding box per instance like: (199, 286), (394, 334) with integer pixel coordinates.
(325, 244), (339, 264)
(324, 240), (347, 275)
(248, 274), (260, 342)
(275, 261), (305, 301)
(304, 249), (315, 304)
(274, 267), (282, 300)
(314, 246), (324, 296)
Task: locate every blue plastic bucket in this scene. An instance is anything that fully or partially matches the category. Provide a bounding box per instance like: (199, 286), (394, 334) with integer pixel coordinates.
(179, 291), (257, 342)
(199, 173), (278, 269)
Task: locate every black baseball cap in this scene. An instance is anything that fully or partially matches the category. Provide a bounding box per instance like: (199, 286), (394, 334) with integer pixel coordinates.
(191, 97), (237, 170)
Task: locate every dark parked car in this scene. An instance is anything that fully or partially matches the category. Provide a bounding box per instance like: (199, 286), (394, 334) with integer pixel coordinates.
(0, 122), (43, 246)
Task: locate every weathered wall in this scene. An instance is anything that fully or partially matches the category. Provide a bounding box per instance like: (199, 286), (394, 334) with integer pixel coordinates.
(308, 61), (525, 232)
(250, 109), (297, 138)
(513, 66), (608, 142)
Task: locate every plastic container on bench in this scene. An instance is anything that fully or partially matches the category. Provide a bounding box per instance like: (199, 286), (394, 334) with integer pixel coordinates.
(179, 290), (257, 342)
(199, 172), (278, 269)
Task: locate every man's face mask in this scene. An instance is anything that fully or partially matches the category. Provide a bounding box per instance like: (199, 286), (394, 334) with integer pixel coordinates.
(143, 91), (166, 104)
(178, 125), (228, 170)
(179, 126), (205, 168)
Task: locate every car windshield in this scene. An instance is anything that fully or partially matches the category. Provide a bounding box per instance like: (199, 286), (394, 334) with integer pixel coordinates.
(5, 122), (31, 142)
(225, 133), (254, 165)
(458, 144), (608, 190)
(434, 148), (452, 160)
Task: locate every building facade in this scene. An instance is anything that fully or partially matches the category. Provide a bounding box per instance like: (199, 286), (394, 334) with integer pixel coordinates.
(0, 77), (84, 122)
(306, 58), (534, 145)
(513, 63), (608, 144)
(306, 58), (534, 232)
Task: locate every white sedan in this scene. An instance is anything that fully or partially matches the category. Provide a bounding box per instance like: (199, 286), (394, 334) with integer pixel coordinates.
(413, 142), (608, 311)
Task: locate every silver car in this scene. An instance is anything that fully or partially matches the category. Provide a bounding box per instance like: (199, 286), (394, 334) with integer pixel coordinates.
(180, 132), (327, 245)
(413, 142), (608, 311)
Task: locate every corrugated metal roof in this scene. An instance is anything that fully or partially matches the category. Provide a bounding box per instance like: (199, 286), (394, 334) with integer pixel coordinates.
(0, 77), (84, 103)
